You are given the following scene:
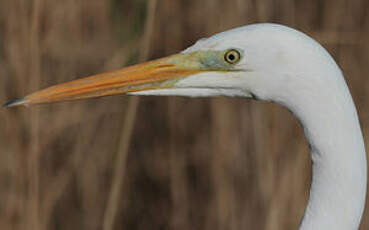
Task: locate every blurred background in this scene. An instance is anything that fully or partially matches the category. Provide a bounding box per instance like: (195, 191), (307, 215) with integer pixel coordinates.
(0, 0), (369, 229)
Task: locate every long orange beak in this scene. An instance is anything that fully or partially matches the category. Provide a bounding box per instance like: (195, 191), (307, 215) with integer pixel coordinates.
(3, 54), (203, 107)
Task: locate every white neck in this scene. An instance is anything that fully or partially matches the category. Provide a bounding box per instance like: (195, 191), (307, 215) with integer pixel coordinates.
(282, 69), (367, 230)
(134, 60), (368, 230)
(131, 24), (367, 229)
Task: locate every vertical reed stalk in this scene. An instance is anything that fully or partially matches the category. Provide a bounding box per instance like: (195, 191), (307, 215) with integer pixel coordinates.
(28, 0), (43, 229)
(102, 1), (158, 230)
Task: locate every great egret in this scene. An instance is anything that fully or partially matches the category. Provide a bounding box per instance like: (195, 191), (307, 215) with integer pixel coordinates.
(4, 23), (367, 230)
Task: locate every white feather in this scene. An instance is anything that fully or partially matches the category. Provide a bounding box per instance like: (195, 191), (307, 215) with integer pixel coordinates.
(134, 24), (367, 230)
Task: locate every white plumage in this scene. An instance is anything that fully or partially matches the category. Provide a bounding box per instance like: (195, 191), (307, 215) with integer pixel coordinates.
(5, 23), (367, 230)
(136, 24), (368, 230)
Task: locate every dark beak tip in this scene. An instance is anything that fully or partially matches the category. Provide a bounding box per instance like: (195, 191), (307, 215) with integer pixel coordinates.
(3, 98), (26, 108)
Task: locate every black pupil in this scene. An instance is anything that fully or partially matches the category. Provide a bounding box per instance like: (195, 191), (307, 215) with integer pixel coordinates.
(228, 54), (235, 61)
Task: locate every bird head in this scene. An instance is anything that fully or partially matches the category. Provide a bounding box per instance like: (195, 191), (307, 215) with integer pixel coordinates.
(4, 23), (334, 107)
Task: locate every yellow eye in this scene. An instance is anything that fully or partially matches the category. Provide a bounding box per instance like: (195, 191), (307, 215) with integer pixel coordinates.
(224, 49), (241, 64)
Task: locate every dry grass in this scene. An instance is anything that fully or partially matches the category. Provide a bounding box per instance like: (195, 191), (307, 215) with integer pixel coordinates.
(0, 0), (369, 230)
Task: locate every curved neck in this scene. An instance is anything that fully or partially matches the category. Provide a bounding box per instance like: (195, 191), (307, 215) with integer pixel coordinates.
(285, 74), (367, 230)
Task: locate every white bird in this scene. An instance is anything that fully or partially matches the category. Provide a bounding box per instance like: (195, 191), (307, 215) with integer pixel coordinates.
(4, 23), (367, 230)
